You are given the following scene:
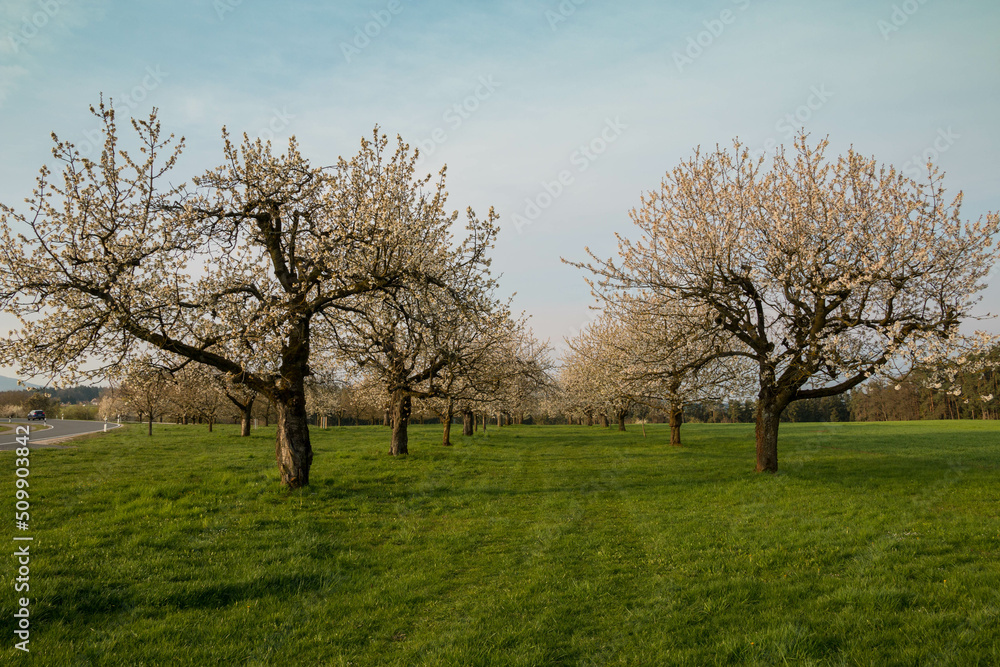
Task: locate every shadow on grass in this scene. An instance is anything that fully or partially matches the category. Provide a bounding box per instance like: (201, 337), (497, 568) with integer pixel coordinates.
(159, 573), (333, 610)
(34, 573), (337, 628)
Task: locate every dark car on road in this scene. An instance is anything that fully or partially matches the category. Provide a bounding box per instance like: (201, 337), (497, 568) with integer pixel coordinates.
(27, 410), (45, 421)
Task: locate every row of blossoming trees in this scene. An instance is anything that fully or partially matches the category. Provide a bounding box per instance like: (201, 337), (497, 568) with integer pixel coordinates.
(559, 135), (999, 471)
(1, 101), (997, 485)
(0, 102), (549, 488)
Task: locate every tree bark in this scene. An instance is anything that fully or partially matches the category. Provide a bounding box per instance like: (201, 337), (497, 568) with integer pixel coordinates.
(463, 410), (474, 436)
(586, 410), (594, 427)
(442, 399), (454, 446)
(669, 401), (683, 446)
(616, 410), (626, 432)
(147, 412), (153, 436)
(274, 387), (313, 488)
(754, 395), (784, 473)
(241, 400), (253, 437)
(390, 390), (411, 455)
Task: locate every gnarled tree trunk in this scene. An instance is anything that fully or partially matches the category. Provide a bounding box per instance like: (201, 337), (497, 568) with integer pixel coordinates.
(390, 390), (411, 455)
(274, 386), (313, 488)
(754, 398), (783, 473)
(240, 399), (254, 436)
(754, 383), (790, 473)
(616, 410), (626, 432)
(463, 409), (474, 436)
(669, 401), (683, 446)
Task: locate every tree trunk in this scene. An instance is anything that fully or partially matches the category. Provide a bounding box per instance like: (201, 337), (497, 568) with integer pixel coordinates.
(274, 388), (313, 488)
(600, 413), (609, 428)
(241, 401), (253, 437)
(147, 412), (153, 436)
(208, 418), (214, 433)
(390, 390), (411, 456)
(442, 399), (454, 446)
(617, 410), (626, 432)
(669, 401), (683, 446)
(754, 397), (783, 473)
(463, 410), (474, 436)
(586, 410), (594, 427)
(384, 409), (391, 427)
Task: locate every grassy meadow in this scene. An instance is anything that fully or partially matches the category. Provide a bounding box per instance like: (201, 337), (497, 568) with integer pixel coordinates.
(2, 420), (999, 665)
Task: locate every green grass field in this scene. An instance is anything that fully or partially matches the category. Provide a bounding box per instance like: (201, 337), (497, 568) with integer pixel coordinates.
(2, 421), (999, 665)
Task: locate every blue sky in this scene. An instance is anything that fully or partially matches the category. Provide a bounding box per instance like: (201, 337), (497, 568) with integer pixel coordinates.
(1, 0), (999, 378)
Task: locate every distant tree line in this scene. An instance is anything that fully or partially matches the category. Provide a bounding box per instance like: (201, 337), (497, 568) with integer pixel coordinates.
(0, 387), (103, 420)
(849, 346), (999, 421)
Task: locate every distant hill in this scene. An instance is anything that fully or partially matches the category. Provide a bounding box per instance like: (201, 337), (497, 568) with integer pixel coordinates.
(51, 386), (104, 404)
(0, 376), (104, 403)
(0, 376), (40, 391)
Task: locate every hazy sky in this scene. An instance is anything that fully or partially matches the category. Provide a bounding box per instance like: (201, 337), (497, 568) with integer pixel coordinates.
(1, 0), (998, 379)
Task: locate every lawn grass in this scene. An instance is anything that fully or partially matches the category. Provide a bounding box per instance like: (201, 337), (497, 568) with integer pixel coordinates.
(2, 420), (999, 665)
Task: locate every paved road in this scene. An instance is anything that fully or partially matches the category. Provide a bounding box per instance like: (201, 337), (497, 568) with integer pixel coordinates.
(0, 419), (122, 450)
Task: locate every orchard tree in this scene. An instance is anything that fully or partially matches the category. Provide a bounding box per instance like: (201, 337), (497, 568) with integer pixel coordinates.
(167, 365), (227, 431)
(562, 320), (637, 431)
(305, 373), (343, 428)
(345, 373), (391, 426)
(215, 372), (259, 436)
(575, 135), (999, 472)
(0, 101), (482, 488)
(117, 357), (173, 435)
(604, 295), (745, 445)
(97, 389), (125, 423)
(432, 321), (552, 444)
(329, 208), (504, 455)
(492, 327), (554, 426)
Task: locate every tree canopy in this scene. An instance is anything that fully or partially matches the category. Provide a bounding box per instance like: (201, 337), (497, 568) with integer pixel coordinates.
(574, 135), (999, 471)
